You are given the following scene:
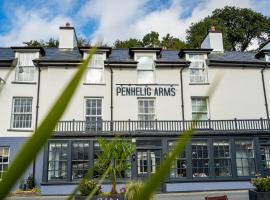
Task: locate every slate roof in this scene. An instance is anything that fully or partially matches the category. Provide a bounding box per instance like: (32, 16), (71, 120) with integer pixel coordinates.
(0, 47), (269, 67)
(0, 48), (15, 60)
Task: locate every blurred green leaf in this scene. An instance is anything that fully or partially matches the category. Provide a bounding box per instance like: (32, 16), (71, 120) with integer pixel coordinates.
(0, 48), (96, 199)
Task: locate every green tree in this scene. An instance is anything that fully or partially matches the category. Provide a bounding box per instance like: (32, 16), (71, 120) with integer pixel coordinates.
(186, 6), (270, 51)
(142, 31), (160, 47)
(45, 38), (59, 47)
(114, 38), (142, 48)
(77, 37), (91, 47)
(23, 40), (45, 47)
(94, 138), (135, 194)
(161, 34), (186, 49)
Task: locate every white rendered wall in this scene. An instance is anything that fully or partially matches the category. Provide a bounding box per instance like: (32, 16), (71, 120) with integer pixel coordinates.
(201, 32), (224, 52)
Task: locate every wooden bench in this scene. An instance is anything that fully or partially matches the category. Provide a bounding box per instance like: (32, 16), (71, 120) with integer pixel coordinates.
(205, 195), (228, 200)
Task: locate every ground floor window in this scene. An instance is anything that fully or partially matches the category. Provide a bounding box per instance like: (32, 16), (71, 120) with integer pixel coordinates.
(213, 140), (232, 177)
(168, 141), (187, 178)
(72, 142), (89, 180)
(0, 147), (9, 180)
(48, 142), (68, 181)
(192, 140), (209, 178)
(235, 140), (255, 176)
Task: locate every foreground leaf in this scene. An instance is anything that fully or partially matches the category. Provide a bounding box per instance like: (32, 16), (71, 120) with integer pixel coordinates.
(0, 48), (96, 200)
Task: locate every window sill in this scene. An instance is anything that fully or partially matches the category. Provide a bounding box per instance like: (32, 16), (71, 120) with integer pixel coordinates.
(189, 82), (210, 85)
(11, 81), (37, 85)
(83, 83), (106, 85)
(7, 129), (33, 132)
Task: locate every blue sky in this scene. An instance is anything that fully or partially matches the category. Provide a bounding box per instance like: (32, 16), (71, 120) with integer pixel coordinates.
(0, 0), (269, 47)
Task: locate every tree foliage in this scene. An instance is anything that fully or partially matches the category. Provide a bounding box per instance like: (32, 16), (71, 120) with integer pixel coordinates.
(94, 138), (135, 194)
(23, 38), (59, 47)
(114, 32), (186, 49)
(186, 6), (270, 51)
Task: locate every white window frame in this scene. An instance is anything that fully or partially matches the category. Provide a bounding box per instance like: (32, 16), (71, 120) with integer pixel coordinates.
(0, 147), (10, 180)
(138, 98), (156, 129)
(135, 53), (156, 84)
(84, 53), (105, 84)
(85, 98), (103, 131)
(15, 53), (36, 82)
(188, 54), (208, 83)
(11, 97), (33, 129)
(191, 97), (209, 120)
(266, 55), (270, 62)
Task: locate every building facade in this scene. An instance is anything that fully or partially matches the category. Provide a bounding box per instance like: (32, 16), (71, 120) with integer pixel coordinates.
(1, 24), (270, 194)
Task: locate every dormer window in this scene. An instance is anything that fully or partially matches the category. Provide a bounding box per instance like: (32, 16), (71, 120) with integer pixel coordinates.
(188, 54), (207, 83)
(136, 54), (155, 84)
(85, 53), (105, 84)
(266, 55), (269, 62)
(15, 53), (36, 82)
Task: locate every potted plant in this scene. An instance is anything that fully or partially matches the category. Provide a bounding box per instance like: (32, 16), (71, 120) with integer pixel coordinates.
(94, 138), (135, 195)
(249, 176), (270, 200)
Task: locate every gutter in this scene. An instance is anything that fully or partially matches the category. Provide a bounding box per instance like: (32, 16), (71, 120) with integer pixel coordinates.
(261, 65), (269, 120)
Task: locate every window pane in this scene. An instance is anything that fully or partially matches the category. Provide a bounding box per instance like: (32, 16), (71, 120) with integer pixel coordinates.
(0, 147), (9, 180)
(72, 142), (89, 180)
(191, 97), (208, 121)
(12, 97), (32, 129)
(235, 140), (255, 176)
(85, 68), (103, 84)
(48, 142), (68, 181)
(137, 71), (154, 84)
(89, 54), (104, 68)
(138, 99), (155, 129)
(189, 54), (206, 83)
(137, 56), (154, 70)
(169, 142), (187, 178)
(213, 140), (232, 177)
(85, 98), (102, 131)
(192, 141), (209, 178)
(261, 145), (270, 169)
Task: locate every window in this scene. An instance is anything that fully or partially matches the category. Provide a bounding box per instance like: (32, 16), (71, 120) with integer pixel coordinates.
(48, 142), (68, 181)
(169, 142), (187, 178)
(85, 98), (102, 131)
(11, 97), (33, 129)
(260, 145), (270, 169)
(15, 53), (36, 82)
(213, 140), (232, 177)
(191, 97), (208, 120)
(85, 53), (105, 84)
(137, 55), (155, 83)
(235, 140), (255, 176)
(138, 99), (155, 129)
(72, 142), (89, 180)
(189, 54), (207, 83)
(192, 141), (209, 178)
(266, 55), (269, 62)
(0, 147), (9, 180)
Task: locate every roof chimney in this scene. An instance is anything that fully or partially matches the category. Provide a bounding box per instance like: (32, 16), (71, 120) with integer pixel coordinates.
(59, 22), (78, 49)
(201, 26), (224, 52)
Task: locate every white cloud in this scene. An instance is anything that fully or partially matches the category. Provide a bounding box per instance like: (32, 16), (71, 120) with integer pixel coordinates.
(80, 0), (254, 44)
(0, 5), (73, 46)
(0, 0), (268, 49)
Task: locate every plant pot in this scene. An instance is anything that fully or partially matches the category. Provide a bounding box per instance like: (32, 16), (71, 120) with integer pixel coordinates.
(75, 194), (124, 200)
(249, 189), (270, 200)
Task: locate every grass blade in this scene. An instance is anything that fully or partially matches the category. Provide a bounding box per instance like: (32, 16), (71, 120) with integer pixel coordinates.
(0, 48), (96, 200)
(137, 75), (221, 200)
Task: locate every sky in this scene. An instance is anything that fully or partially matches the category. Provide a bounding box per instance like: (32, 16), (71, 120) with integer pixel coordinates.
(0, 0), (269, 47)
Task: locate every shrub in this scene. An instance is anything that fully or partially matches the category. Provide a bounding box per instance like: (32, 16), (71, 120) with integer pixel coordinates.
(26, 174), (35, 189)
(251, 177), (270, 192)
(79, 179), (102, 196)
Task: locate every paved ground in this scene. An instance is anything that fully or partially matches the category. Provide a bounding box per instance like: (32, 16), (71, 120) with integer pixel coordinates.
(8, 190), (249, 200)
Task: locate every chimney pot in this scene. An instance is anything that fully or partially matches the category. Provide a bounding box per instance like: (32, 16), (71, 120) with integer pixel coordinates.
(66, 22), (70, 27)
(210, 26), (216, 32)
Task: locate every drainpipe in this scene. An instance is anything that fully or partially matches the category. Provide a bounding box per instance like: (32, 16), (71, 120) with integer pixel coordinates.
(108, 62), (114, 130)
(180, 66), (186, 121)
(261, 65), (269, 120)
(33, 62), (41, 181)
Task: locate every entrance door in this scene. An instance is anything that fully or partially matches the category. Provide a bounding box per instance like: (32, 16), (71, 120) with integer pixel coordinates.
(137, 150), (161, 178)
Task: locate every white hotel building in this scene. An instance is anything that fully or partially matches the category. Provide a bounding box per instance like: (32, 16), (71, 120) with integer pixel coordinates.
(0, 24), (270, 194)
